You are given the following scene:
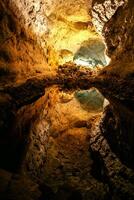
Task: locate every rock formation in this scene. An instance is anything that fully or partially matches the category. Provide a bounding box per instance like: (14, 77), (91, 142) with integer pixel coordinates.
(0, 0), (134, 200)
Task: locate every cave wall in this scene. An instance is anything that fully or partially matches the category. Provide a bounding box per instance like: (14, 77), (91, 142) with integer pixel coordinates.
(0, 0), (101, 84)
(92, 0), (125, 34)
(0, 1), (49, 85)
(92, 0), (134, 75)
(0, 0), (134, 199)
(92, 0), (134, 168)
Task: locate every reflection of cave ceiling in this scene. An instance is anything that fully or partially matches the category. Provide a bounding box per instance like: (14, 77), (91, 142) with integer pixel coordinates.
(75, 88), (104, 112)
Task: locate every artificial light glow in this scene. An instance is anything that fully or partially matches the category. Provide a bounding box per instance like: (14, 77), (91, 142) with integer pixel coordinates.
(59, 55), (74, 65)
(105, 55), (111, 65)
(74, 59), (91, 66)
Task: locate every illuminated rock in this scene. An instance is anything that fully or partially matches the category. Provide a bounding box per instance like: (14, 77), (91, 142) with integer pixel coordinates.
(0, 0), (134, 199)
(73, 39), (108, 67)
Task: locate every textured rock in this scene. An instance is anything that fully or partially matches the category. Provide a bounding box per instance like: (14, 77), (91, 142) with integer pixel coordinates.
(102, 0), (134, 62)
(43, 0), (97, 65)
(9, 85), (112, 199)
(0, 0), (99, 83)
(0, 0), (134, 199)
(92, 0), (125, 33)
(101, 101), (134, 168)
(90, 107), (134, 199)
(22, 86), (103, 187)
(91, 0), (134, 167)
(92, 0), (134, 66)
(88, 1), (134, 198)
(0, 0), (48, 85)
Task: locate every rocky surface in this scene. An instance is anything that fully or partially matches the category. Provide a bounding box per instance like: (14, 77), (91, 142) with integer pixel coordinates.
(90, 105), (134, 200)
(22, 87), (102, 186)
(0, 0), (48, 84)
(91, 0), (134, 170)
(0, 0), (134, 200)
(92, 0), (134, 71)
(0, 0), (99, 83)
(92, 0), (125, 33)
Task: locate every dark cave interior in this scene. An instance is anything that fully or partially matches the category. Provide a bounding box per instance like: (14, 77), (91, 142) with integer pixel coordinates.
(0, 0), (134, 200)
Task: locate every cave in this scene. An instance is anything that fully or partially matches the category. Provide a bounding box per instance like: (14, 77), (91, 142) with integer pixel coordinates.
(0, 0), (134, 200)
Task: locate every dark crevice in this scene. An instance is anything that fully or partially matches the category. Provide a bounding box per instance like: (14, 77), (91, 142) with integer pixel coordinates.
(90, 148), (108, 182)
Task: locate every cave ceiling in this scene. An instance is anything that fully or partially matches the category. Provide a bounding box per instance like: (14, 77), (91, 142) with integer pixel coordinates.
(0, 0), (132, 84)
(0, 0), (114, 84)
(10, 0), (102, 66)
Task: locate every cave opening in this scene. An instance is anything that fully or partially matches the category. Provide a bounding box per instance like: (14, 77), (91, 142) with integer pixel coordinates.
(0, 0), (134, 200)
